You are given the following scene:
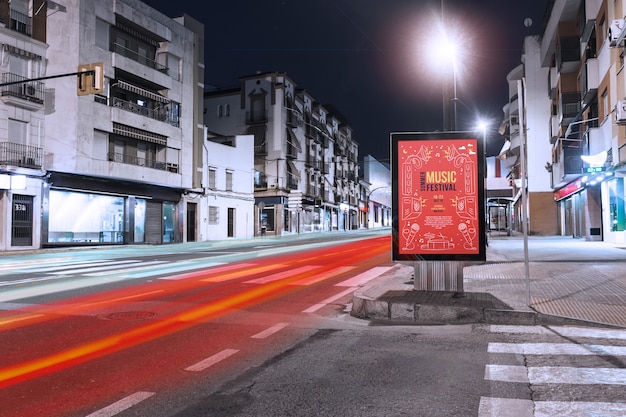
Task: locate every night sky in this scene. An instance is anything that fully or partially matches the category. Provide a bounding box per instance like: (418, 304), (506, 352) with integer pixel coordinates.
(142, 0), (548, 162)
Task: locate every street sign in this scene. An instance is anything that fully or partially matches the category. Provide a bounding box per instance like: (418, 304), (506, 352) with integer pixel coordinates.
(288, 191), (302, 210)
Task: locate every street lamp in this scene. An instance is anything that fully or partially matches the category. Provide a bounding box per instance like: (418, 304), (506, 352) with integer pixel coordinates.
(428, 29), (459, 131)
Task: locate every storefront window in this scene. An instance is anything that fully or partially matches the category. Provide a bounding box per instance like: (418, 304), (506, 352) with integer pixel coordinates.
(163, 201), (175, 243)
(134, 198), (146, 242)
(609, 178), (625, 232)
(48, 190), (125, 243)
(261, 207), (274, 232)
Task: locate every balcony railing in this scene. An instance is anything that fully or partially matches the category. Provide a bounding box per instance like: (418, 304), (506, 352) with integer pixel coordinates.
(0, 142), (42, 168)
(110, 42), (168, 74)
(1, 73), (44, 104)
(107, 152), (169, 171)
(110, 97), (179, 127)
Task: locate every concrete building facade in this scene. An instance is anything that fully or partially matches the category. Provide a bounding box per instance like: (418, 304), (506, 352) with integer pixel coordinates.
(0, 0), (204, 250)
(204, 72), (361, 237)
(199, 133), (255, 241)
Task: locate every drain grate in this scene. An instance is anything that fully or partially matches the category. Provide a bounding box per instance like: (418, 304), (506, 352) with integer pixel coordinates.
(101, 311), (157, 321)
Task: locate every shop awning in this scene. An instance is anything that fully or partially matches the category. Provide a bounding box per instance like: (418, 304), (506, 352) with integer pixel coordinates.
(116, 80), (170, 103)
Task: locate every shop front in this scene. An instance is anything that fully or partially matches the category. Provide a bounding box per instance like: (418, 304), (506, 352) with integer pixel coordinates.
(42, 173), (183, 246)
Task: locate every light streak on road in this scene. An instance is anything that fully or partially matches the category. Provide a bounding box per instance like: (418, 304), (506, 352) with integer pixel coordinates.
(0, 236), (390, 391)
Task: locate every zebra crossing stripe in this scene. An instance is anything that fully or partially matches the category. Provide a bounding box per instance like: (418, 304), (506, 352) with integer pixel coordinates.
(478, 397), (533, 417)
(487, 325), (626, 340)
(488, 342), (626, 356)
(485, 364), (626, 385)
(479, 397), (626, 417)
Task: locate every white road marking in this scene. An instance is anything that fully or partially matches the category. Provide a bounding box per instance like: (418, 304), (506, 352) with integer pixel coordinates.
(200, 264), (284, 283)
(244, 265), (319, 284)
(479, 397), (626, 417)
(303, 287), (357, 313)
(488, 342), (626, 356)
(288, 266), (355, 286)
(82, 261), (167, 276)
(335, 266), (394, 287)
(156, 262), (234, 280)
(478, 397), (533, 417)
(251, 322), (289, 339)
(485, 364), (626, 385)
(185, 349), (239, 372)
(84, 391), (155, 417)
(487, 325), (626, 340)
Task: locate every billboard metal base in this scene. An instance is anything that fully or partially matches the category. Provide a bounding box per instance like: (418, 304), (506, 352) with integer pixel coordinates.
(413, 260), (464, 292)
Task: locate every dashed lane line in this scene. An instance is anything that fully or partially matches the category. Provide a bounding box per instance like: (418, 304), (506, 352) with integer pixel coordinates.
(251, 323), (289, 339)
(84, 391), (155, 417)
(184, 349), (239, 372)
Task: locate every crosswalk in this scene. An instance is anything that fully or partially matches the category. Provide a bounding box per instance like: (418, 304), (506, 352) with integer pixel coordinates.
(0, 256), (389, 305)
(479, 325), (626, 417)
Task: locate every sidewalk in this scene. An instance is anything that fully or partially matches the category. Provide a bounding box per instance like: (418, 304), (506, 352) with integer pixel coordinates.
(351, 234), (626, 328)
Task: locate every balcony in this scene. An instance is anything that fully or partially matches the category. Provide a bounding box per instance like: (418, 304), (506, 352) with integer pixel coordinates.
(551, 143), (583, 189)
(560, 92), (581, 126)
(557, 36), (581, 74)
(0, 3), (32, 37)
(1, 73), (44, 110)
(580, 58), (598, 105)
(286, 109), (303, 127)
(111, 42), (168, 74)
(108, 152), (174, 172)
(0, 142), (42, 169)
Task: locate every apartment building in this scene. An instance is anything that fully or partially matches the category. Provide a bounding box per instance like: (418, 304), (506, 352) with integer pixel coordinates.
(0, 0), (204, 250)
(361, 154), (391, 229)
(500, 0), (626, 241)
(501, 34), (554, 236)
(540, 0), (626, 243)
(204, 72), (360, 236)
(199, 132), (255, 241)
(0, 0), (48, 250)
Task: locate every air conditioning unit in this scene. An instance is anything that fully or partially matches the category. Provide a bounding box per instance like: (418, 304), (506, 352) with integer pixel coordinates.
(22, 84), (37, 98)
(616, 100), (626, 124)
(609, 19), (626, 47)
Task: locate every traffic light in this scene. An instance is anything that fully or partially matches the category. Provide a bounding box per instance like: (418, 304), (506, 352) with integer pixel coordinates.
(77, 62), (104, 96)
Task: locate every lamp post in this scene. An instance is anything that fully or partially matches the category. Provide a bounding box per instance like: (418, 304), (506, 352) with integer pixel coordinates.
(477, 121), (489, 245)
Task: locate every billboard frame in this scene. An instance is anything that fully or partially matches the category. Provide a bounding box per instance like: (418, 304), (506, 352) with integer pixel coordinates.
(391, 131), (486, 262)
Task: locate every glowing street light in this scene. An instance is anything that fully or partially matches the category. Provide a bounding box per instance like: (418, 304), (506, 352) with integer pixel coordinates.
(428, 29), (460, 131)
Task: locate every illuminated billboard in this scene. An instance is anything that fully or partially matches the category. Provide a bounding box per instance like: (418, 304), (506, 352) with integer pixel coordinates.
(391, 131), (486, 261)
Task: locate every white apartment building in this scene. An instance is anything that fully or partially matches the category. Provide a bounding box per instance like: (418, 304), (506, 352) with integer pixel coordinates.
(199, 132), (254, 240)
(504, 0), (626, 243)
(0, 0), (204, 250)
(501, 35), (554, 235)
(361, 154), (391, 229)
(0, 0), (48, 250)
(204, 72), (361, 236)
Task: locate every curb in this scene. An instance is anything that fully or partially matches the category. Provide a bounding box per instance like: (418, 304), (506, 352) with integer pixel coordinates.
(350, 295), (624, 328)
(350, 263), (626, 329)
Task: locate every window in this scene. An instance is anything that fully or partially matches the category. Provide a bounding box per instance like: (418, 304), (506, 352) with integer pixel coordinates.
(208, 168), (217, 189)
(226, 171), (233, 191)
(8, 119), (27, 145)
(225, 104), (230, 116)
(95, 18), (109, 50)
(208, 206), (219, 224)
(217, 105), (223, 118)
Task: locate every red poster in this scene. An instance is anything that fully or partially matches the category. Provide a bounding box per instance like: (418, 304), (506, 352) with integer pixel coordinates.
(397, 137), (480, 256)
